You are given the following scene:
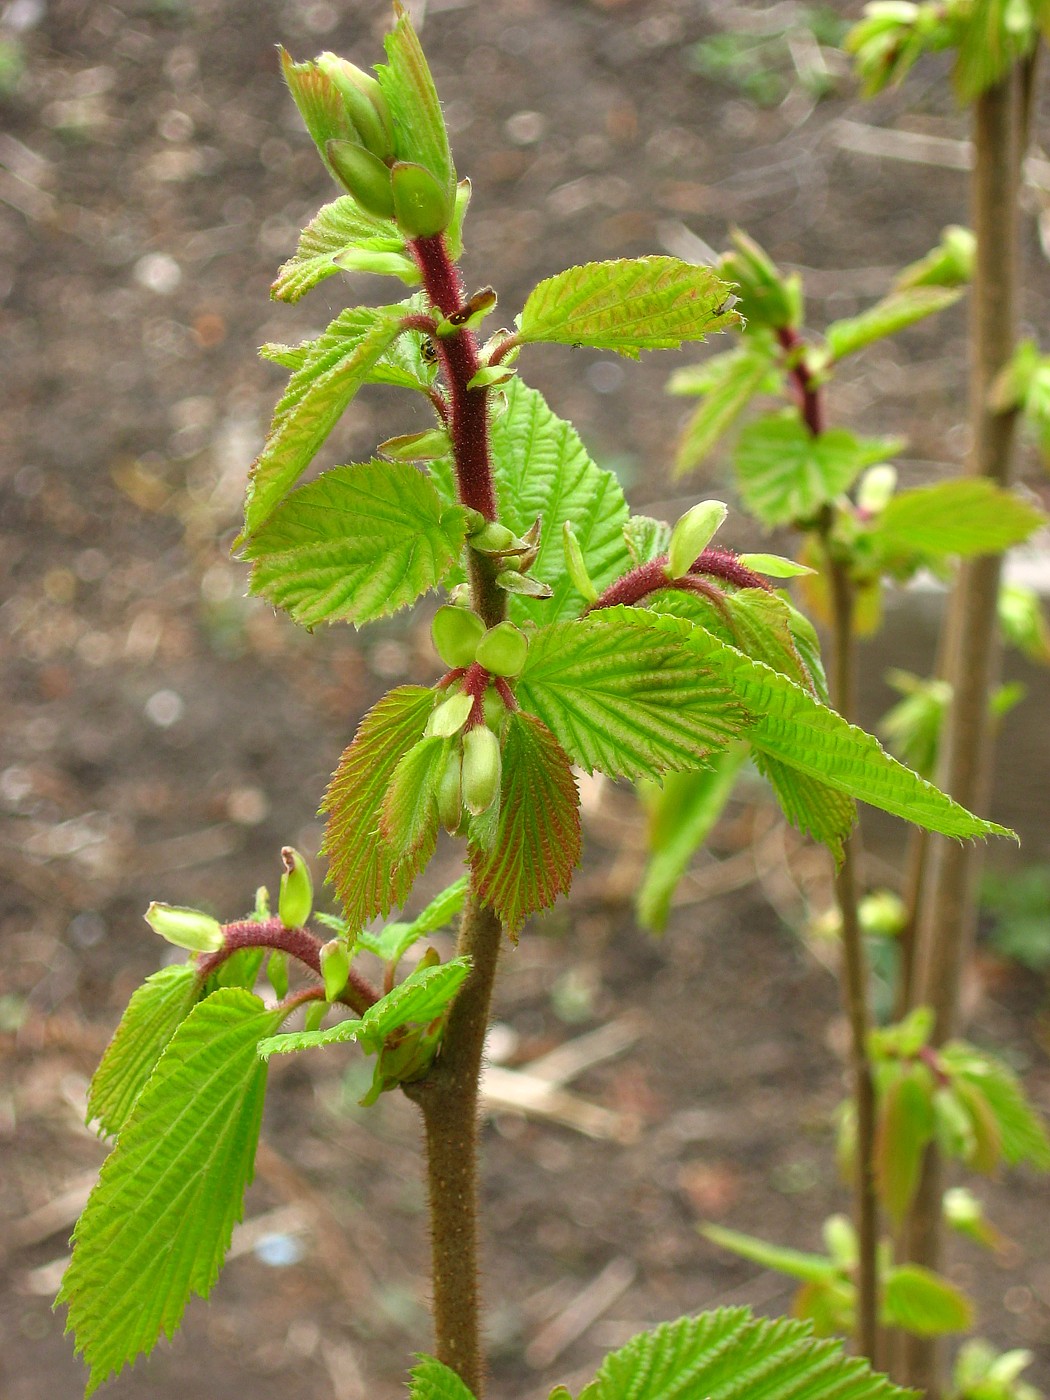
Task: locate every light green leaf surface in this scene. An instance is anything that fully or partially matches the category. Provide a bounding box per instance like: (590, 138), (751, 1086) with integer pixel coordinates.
(517, 612), (749, 781)
(357, 876), (469, 962)
(735, 411), (903, 526)
(377, 6), (455, 197)
(244, 461), (467, 627)
(381, 735), (446, 860)
(518, 257), (739, 359)
(633, 609), (1013, 840)
(638, 746), (747, 933)
(941, 1043), (1050, 1169)
(258, 958), (470, 1058)
(825, 287), (962, 361)
(271, 197), (408, 303)
(408, 1356), (477, 1400)
(322, 685), (436, 930)
(701, 1225), (837, 1284)
(873, 478), (1045, 558)
(244, 304), (405, 536)
(59, 990), (282, 1395)
(576, 1305), (917, 1400)
(470, 712), (581, 936)
(882, 1264), (974, 1336)
(670, 342), (778, 476)
(86, 964), (200, 1139)
(623, 514), (671, 566)
(875, 1064), (936, 1222)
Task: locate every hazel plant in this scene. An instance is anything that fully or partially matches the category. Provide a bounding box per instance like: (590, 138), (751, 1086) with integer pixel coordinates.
(58, 8), (1024, 1397)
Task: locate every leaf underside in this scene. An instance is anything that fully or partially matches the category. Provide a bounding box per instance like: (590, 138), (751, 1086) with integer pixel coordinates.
(470, 711), (582, 936)
(270, 196), (406, 303)
(321, 685), (437, 930)
(874, 478), (1045, 559)
(59, 990), (282, 1395)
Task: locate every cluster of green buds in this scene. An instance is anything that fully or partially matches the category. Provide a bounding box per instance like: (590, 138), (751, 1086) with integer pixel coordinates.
(279, 4), (457, 241)
(464, 512), (552, 599)
(428, 605), (531, 828)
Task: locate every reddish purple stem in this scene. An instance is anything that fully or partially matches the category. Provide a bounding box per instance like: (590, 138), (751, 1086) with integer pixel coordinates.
(587, 547), (772, 614)
(777, 325), (824, 437)
(197, 917), (379, 1015)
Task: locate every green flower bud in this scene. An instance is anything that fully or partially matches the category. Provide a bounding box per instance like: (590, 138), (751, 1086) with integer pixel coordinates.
(267, 949), (290, 1001)
(320, 938), (351, 1002)
(144, 902), (224, 953)
(425, 691), (475, 738)
(858, 889), (907, 938)
(666, 500), (728, 580)
(468, 520), (516, 552)
(476, 621), (529, 678)
(253, 885), (271, 920)
(462, 725), (501, 815)
(432, 604), (485, 668)
(317, 52), (394, 161)
(325, 139), (396, 220)
(436, 746), (464, 832)
(278, 846), (313, 929)
(856, 464), (897, 515)
(563, 521), (598, 602)
(390, 159), (454, 239)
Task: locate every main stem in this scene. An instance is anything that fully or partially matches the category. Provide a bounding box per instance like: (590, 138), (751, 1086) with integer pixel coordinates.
(826, 552), (881, 1366)
(405, 231), (507, 1394)
(900, 72), (1022, 1399)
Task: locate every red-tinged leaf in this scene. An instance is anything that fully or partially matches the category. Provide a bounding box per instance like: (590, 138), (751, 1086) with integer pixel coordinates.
(321, 686), (436, 929)
(952, 1076), (1004, 1175)
(470, 712), (581, 937)
(875, 1062), (935, 1223)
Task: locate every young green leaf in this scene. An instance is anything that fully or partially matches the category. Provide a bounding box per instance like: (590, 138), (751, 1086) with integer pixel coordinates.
(408, 1355), (477, 1400)
(634, 609), (1014, 840)
(825, 287), (962, 362)
(469, 711), (581, 936)
(872, 478), (1045, 558)
(953, 0), (1037, 102)
(517, 257), (739, 359)
(882, 1264), (974, 1336)
(576, 1305), (917, 1400)
(271, 196), (412, 303)
(244, 461), (468, 627)
(637, 745), (747, 932)
(516, 612), (749, 781)
(623, 514), (671, 566)
(85, 964), (200, 1139)
(356, 875), (469, 963)
(59, 990), (283, 1395)
(940, 1042), (1050, 1170)
(243, 304), (405, 537)
(258, 957), (470, 1058)
(875, 1062), (936, 1222)
(670, 340), (779, 477)
(735, 411), (903, 526)
(701, 1224), (837, 1284)
(322, 685), (436, 930)
(376, 2), (455, 201)
(381, 735), (446, 859)
(279, 47), (360, 182)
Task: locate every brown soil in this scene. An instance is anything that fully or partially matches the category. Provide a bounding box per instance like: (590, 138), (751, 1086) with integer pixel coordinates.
(2, 2), (1049, 1398)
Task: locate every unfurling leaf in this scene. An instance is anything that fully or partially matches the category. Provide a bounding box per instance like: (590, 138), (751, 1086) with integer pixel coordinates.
(882, 1264), (974, 1336)
(825, 286), (962, 362)
(271, 196), (413, 303)
(470, 712), (581, 936)
(517, 257), (739, 358)
(322, 685), (436, 930)
(59, 991), (283, 1395)
(875, 1062), (936, 1222)
(872, 478), (1045, 559)
(670, 340), (778, 477)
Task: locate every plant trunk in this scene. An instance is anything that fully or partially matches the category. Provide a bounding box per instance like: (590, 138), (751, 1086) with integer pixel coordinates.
(899, 71), (1023, 1399)
(827, 556), (881, 1365)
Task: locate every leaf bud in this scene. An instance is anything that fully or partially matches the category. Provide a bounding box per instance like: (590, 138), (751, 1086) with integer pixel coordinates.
(563, 521), (598, 603)
(436, 746), (464, 832)
(417, 945), (440, 971)
(267, 949), (290, 1001)
(856, 464), (897, 516)
(279, 846), (314, 929)
(390, 159), (454, 239)
(320, 938), (351, 1002)
(316, 52), (394, 161)
(462, 725), (502, 815)
(666, 500), (728, 580)
(496, 570), (553, 598)
(425, 691), (475, 738)
(468, 520), (516, 553)
(432, 604), (485, 668)
(253, 885), (271, 919)
(304, 1001), (327, 1033)
(482, 685), (507, 734)
(475, 621), (529, 678)
(144, 902), (224, 953)
(325, 139), (396, 220)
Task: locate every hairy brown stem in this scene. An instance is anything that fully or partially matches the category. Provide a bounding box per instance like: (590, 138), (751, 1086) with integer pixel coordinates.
(902, 72), (1023, 1399)
(198, 918), (379, 1015)
(403, 229), (509, 1392)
